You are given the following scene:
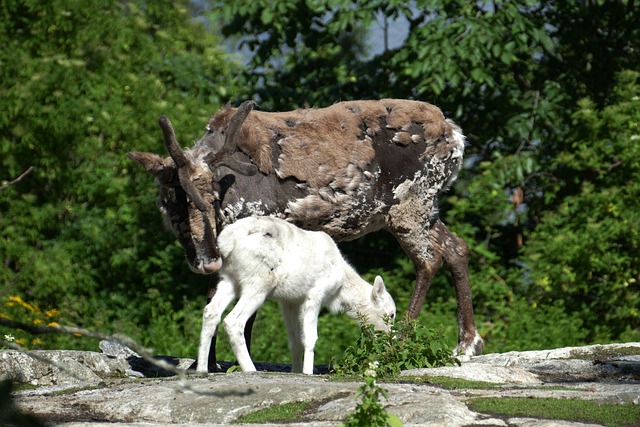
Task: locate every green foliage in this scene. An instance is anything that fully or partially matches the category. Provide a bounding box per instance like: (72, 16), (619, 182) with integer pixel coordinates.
(342, 362), (403, 427)
(480, 298), (588, 352)
(1, 0), (638, 364)
(0, 0), (239, 355)
(333, 318), (456, 379)
(518, 70), (640, 343)
(468, 397), (640, 427)
(0, 295), (68, 349)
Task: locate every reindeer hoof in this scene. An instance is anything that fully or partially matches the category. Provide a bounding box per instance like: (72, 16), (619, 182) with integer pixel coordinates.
(454, 332), (484, 362)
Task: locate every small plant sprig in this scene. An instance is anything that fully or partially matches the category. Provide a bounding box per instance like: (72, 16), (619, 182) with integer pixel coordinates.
(342, 361), (403, 427)
(333, 316), (457, 379)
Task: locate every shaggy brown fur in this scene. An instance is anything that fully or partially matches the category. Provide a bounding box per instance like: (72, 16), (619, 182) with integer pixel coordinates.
(207, 99), (449, 186)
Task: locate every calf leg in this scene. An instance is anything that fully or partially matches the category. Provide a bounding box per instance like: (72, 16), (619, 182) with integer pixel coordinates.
(223, 288), (269, 372)
(299, 297), (323, 375)
(197, 279), (236, 373)
(205, 281), (219, 372)
(282, 302), (304, 373)
(206, 276), (257, 372)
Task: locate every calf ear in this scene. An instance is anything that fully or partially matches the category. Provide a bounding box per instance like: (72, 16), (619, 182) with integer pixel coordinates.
(372, 275), (386, 301)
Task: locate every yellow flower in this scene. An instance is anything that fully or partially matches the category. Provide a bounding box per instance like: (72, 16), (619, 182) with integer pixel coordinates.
(31, 338), (43, 346)
(47, 322), (60, 328)
(46, 309), (60, 318)
(8, 295), (38, 313)
(33, 319), (44, 326)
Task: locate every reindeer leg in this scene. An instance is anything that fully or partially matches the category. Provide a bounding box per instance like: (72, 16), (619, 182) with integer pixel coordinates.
(282, 302), (304, 373)
(244, 312), (256, 357)
(387, 208), (443, 322)
(404, 252), (443, 321)
(433, 220), (483, 359)
(388, 208), (482, 359)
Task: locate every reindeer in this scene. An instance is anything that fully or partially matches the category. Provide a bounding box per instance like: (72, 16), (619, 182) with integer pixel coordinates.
(197, 216), (396, 374)
(128, 99), (484, 370)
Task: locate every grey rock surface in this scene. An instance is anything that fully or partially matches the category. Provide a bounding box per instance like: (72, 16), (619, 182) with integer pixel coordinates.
(4, 342), (640, 426)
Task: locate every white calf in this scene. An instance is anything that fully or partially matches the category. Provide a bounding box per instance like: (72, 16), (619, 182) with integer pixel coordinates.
(196, 216), (396, 374)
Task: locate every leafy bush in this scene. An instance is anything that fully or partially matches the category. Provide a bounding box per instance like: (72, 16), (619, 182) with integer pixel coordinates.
(333, 317), (456, 379)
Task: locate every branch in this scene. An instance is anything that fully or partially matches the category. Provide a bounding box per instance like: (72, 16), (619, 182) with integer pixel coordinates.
(0, 318), (156, 359)
(0, 166), (34, 191)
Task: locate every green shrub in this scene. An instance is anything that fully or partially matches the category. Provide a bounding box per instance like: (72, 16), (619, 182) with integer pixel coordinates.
(333, 317), (456, 378)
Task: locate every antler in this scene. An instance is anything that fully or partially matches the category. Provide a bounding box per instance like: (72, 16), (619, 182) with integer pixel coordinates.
(204, 101), (258, 176)
(157, 115), (210, 212)
(158, 116), (189, 168)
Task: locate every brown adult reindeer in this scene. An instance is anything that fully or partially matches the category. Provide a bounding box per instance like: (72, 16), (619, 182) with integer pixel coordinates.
(128, 99), (483, 371)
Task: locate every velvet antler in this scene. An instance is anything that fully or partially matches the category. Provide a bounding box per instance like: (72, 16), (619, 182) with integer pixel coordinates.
(204, 101), (258, 176)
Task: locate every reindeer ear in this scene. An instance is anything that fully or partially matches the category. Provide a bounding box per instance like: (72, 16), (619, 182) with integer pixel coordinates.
(127, 152), (176, 184)
(372, 275), (386, 301)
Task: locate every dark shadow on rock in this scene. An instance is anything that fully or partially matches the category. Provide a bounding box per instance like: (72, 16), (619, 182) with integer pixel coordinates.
(0, 380), (47, 427)
(594, 358), (640, 381)
(126, 355), (185, 378)
(186, 359), (332, 375)
(531, 356), (640, 383)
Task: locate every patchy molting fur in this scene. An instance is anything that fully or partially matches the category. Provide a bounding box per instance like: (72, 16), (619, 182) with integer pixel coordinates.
(194, 99), (465, 242)
(129, 98), (483, 361)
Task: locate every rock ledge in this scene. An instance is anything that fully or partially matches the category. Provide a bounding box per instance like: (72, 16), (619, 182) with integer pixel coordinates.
(3, 342), (639, 426)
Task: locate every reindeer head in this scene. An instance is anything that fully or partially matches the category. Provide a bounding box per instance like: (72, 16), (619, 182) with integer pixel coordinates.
(128, 101), (257, 274)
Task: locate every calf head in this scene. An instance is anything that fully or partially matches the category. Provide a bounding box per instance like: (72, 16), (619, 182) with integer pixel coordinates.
(363, 276), (396, 333)
(128, 102), (257, 274)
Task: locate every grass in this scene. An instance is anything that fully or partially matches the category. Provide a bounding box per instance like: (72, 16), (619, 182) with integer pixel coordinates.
(10, 382), (40, 392)
(234, 401), (312, 423)
(568, 345), (640, 361)
(404, 375), (503, 390)
(48, 384), (103, 397)
(329, 374), (501, 390)
(468, 397), (640, 427)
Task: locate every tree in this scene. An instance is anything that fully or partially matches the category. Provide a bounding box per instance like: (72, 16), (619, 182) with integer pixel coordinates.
(0, 0), (239, 353)
(519, 71), (640, 342)
(211, 0), (640, 351)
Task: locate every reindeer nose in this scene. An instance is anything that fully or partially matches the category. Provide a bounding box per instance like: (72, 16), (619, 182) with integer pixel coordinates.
(202, 258), (222, 273)
(193, 258), (222, 274)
